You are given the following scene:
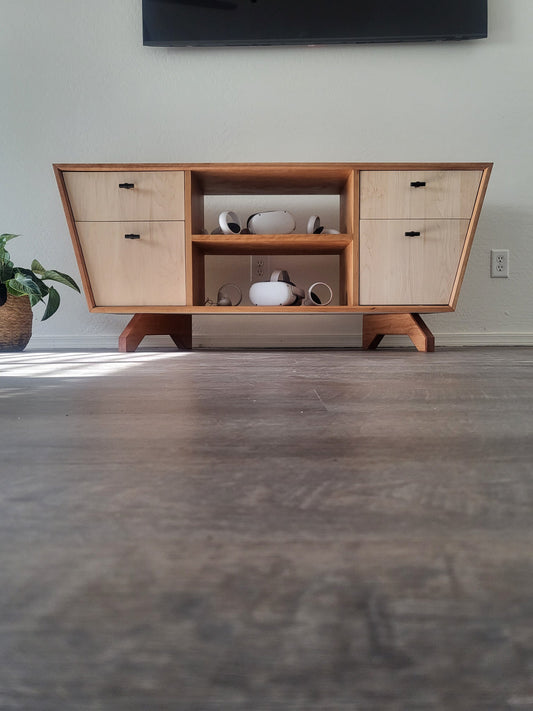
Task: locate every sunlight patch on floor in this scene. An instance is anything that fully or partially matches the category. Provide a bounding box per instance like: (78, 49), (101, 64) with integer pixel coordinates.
(0, 351), (190, 378)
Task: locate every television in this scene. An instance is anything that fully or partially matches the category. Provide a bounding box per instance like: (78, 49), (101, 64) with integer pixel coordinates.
(142, 0), (488, 48)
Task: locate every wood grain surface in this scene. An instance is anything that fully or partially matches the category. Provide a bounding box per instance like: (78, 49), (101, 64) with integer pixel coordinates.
(1, 347), (531, 710)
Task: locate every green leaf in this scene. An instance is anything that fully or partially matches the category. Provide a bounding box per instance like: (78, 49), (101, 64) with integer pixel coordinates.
(0, 260), (14, 282)
(30, 259), (46, 275)
(1, 238), (79, 320)
(28, 292), (43, 308)
(5, 282), (41, 307)
(0, 233), (19, 244)
(15, 267), (47, 293)
(42, 285), (60, 321)
(7, 272), (43, 298)
(0, 235), (17, 263)
(38, 268), (80, 292)
(0, 245), (11, 265)
(6, 282), (27, 297)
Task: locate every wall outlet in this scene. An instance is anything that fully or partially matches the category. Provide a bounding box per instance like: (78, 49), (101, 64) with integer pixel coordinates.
(250, 255), (271, 282)
(490, 249), (509, 278)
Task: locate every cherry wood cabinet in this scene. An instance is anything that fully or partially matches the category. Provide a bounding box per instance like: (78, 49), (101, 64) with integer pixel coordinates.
(54, 162), (492, 351)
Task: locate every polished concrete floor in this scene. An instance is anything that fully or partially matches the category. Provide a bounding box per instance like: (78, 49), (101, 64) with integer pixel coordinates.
(1, 346), (533, 711)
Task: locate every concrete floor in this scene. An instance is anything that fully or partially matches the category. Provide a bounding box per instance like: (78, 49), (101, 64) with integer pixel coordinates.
(1, 346), (533, 710)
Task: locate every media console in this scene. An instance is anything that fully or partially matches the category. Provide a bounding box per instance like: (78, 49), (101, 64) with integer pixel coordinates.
(54, 162), (492, 352)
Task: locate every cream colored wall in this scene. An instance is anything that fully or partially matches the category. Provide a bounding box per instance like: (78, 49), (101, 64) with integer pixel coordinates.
(1, 0), (531, 347)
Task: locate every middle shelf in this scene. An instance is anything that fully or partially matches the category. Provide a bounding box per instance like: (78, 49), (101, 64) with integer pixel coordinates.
(190, 233), (353, 255)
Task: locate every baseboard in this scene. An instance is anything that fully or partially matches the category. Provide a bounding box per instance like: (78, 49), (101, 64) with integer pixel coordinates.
(25, 332), (533, 350)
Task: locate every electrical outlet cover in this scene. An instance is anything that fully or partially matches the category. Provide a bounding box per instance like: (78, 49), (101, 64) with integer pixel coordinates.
(491, 249), (509, 278)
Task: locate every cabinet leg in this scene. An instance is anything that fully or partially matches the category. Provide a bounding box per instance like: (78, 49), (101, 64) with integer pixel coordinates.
(362, 313), (435, 352)
(119, 314), (193, 353)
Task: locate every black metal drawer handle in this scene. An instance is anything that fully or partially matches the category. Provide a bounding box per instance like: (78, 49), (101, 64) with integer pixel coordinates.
(405, 231), (421, 237)
(410, 181), (426, 188)
(119, 182), (135, 189)
(124, 233), (140, 240)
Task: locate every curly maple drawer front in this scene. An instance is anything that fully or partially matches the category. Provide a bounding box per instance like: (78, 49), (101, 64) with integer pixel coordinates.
(359, 219), (470, 306)
(360, 170), (482, 219)
(76, 221), (186, 307)
(64, 171), (185, 222)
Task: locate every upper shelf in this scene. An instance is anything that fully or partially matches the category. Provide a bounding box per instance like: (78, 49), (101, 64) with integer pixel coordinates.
(190, 165), (354, 195)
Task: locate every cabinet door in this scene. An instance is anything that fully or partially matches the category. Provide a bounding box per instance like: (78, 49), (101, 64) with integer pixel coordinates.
(77, 221), (186, 307)
(359, 219), (469, 306)
(360, 171), (482, 219)
(64, 171), (185, 221)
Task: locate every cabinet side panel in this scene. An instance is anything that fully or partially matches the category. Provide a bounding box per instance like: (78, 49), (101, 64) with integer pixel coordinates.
(339, 243), (352, 307)
(340, 170), (356, 234)
(191, 244), (206, 306)
(340, 170), (356, 306)
(186, 172), (205, 305)
(449, 165), (493, 309)
(54, 167), (96, 309)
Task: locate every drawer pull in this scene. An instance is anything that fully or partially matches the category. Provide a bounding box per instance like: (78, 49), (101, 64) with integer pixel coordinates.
(410, 181), (426, 188)
(119, 182), (135, 189)
(405, 231), (421, 237)
(124, 233), (141, 240)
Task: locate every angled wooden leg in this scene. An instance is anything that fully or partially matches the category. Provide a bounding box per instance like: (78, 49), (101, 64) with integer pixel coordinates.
(362, 313), (435, 352)
(118, 315), (146, 353)
(169, 316), (193, 350)
(119, 314), (193, 353)
(363, 331), (385, 350)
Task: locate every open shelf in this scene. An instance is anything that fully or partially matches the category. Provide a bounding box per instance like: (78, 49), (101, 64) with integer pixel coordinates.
(191, 234), (352, 255)
(193, 242), (353, 307)
(187, 165), (358, 308)
(189, 164), (354, 195)
(188, 167), (357, 236)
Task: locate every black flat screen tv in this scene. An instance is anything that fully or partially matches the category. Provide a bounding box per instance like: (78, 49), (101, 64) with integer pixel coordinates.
(142, 0), (488, 48)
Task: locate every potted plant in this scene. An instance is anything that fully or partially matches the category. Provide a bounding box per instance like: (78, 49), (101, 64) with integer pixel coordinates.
(0, 233), (80, 351)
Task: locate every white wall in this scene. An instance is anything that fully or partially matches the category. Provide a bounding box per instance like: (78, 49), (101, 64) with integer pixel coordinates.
(1, 0), (531, 348)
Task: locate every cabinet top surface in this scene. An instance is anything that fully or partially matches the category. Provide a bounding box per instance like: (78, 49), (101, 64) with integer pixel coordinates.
(54, 162), (492, 195)
(54, 162), (493, 171)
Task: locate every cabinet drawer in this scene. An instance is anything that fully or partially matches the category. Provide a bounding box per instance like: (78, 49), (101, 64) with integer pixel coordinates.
(360, 170), (482, 219)
(77, 221), (186, 307)
(359, 219), (469, 306)
(64, 171), (185, 221)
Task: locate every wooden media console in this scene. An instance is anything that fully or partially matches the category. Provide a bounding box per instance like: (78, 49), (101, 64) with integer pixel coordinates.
(54, 162), (492, 352)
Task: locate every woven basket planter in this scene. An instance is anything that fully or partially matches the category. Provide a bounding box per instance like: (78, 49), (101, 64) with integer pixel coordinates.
(0, 293), (33, 352)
